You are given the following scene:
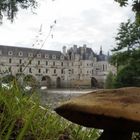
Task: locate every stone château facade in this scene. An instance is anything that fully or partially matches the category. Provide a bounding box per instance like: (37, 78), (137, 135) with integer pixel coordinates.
(0, 44), (116, 88)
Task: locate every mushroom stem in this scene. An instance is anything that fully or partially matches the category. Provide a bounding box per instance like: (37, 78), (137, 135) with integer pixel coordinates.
(98, 130), (132, 140)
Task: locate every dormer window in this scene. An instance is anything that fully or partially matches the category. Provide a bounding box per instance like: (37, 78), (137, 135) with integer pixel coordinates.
(8, 51), (13, 56)
(28, 53), (33, 57)
(18, 51), (23, 56)
(37, 53), (41, 58)
(60, 55), (64, 60)
(52, 55), (56, 59)
(45, 54), (49, 59)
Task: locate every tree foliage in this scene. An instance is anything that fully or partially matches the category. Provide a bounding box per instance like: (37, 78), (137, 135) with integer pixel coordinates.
(111, 20), (140, 87)
(115, 0), (140, 24)
(111, 20), (140, 67)
(0, 0), (38, 23)
(113, 61), (140, 87)
(105, 72), (114, 89)
(2, 75), (16, 83)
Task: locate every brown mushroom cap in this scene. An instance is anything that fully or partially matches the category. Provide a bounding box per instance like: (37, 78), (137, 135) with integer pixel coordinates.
(55, 87), (140, 131)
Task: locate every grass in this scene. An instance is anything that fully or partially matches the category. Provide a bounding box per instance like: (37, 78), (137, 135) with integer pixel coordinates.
(0, 81), (100, 140)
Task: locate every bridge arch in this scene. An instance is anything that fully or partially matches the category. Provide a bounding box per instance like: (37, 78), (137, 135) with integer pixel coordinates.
(23, 74), (37, 86)
(56, 77), (61, 88)
(91, 77), (98, 88)
(41, 75), (51, 88)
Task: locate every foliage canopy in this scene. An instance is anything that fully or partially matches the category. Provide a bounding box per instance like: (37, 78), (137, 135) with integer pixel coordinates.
(111, 20), (140, 87)
(0, 0), (139, 24)
(115, 0), (140, 24)
(0, 0), (37, 23)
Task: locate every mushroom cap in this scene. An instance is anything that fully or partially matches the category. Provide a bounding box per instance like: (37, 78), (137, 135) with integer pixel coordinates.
(55, 87), (140, 131)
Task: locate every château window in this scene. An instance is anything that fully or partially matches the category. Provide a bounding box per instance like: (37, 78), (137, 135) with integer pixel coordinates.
(38, 60), (40, 65)
(8, 51), (13, 56)
(45, 54), (49, 59)
(19, 67), (22, 73)
(19, 59), (22, 64)
(61, 62), (63, 66)
(61, 69), (64, 74)
(37, 53), (41, 58)
(28, 53), (33, 57)
(29, 68), (32, 73)
(9, 67), (11, 72)
(52, 55), (56, 59)
(29, 60), (32, 65)
(38, 69), (41, 73)
(54, 69), (56, 74)
(46, 69), (48, 73)
(60, 55), (64, 60)
(46, 61), (48, 65)
(53, 62), (55, 66)
(18, 51), (23, 56)
(9, 58), (12, 63)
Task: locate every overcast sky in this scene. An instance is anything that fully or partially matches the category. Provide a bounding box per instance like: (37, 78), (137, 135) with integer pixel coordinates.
(0, 0), (134, 54)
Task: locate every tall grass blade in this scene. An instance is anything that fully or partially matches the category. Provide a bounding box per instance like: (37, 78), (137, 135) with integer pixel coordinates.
(16, 104), (38, 140)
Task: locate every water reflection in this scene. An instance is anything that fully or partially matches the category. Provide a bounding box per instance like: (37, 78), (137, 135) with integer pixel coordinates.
(39, 89), (94, 108)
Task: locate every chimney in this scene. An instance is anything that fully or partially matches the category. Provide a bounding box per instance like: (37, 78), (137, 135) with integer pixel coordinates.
(83, 44), (87, 52)
(62, 46), (67, 56)
(73, 45), (77, 53)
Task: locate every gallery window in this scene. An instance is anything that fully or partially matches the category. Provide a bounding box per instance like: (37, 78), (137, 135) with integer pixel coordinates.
(9, 58), (12, 63)
(19, 67), (22, 73)
(38, 69), (41, 73)
(46, 69), (48, 73)
(29, 68), (32, 73)
(54, 69), (56, 74)
(38, 60), (40, 65)
(19, 59), (22, 64)
(46, 61), (48, 65)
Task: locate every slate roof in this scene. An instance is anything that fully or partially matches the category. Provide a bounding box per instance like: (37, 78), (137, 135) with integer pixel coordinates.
(97, 54), (108, 61)
(0, 45), (63, 59)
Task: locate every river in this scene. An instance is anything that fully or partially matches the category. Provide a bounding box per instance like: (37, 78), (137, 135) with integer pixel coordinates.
(39, 89), (95, 108)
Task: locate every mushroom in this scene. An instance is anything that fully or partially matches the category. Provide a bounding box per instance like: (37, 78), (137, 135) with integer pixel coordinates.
(55, 87), (140, 140)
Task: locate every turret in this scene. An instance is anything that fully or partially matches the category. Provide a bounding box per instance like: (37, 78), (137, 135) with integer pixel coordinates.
(99, 46), (102, 55)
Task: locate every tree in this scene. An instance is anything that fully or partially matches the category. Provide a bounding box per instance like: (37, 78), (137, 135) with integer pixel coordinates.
(111, 20), (140, 67)
(105, 72), (114, 89)
(115, 0), (140, 24)
(23, 74), (37, 86)
(113, 61), (140, 87)
(111, 20), (140, 87)
(2, 75), (16, 83)
(0, 0), (38, 23)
